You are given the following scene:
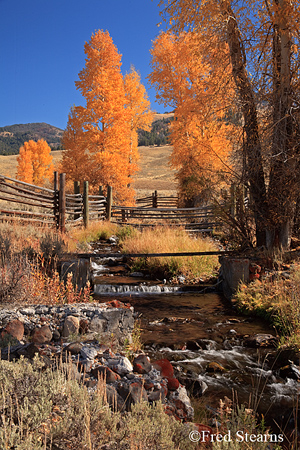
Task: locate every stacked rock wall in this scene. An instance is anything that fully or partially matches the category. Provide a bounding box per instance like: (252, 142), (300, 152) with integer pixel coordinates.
(0, 300), (194, 423)
(0, 300), (134, 346)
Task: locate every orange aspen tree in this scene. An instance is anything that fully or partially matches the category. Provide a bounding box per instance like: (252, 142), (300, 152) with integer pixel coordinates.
(63, 30), (153, 204)
(124, 67), (154, 186)
(157, 0), (300, 249)
(16, 142), (34, 183)
(149, 31), (235, 206)
(60, 106), (92, 188)
(16, 139), (53, 186)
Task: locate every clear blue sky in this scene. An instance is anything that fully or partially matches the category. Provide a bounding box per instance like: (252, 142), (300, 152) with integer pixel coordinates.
(0, 0), (167, 130)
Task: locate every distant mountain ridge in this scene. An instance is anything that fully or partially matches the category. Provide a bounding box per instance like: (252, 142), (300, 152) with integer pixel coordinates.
(0, 122), (63, 155)
(0, 114), (174, 156)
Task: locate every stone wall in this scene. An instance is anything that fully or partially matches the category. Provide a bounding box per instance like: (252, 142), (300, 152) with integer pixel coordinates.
(0, 300), (134, 346)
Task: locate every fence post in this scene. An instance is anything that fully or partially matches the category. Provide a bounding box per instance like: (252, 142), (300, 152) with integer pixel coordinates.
(106, 185), (112, 221)
(83, 181), (89, 228)
(99, 185), (103, 196)
(74, 181), (80, 221)
(53, 171), (59, 229)
(152, 190), (158, 208)
(58, 173), (66, 233)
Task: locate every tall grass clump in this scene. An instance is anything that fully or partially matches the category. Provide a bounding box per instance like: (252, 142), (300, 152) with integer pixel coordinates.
(211, 398), (281, 450)
(121, 226), (219, 280)
(0, 356), (196, 450)
(233, 263), (300, 347)
(67, 221), (119, 252)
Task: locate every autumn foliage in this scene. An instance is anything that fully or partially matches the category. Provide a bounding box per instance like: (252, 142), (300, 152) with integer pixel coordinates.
(155, 0), (300, 249)
(61, 30), (153, 205)
(16, 139), (54, 186)
(149, 31), (235, 206)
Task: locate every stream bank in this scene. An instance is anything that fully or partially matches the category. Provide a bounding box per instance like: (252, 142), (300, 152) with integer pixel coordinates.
(88, 238), (300, 442)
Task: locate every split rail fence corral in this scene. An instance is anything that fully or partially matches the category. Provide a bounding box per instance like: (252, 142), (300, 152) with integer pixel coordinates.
(0, 173), (218, 233)
(0, 173), (107, 232)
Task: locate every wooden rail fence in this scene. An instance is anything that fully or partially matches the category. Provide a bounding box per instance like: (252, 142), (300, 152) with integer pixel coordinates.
(112, 204), (217, 232)
(136, 190), (178, 208)
(0, 173), (219, 233)
(0, 174), (57, 226)
(0, 173), (108, 232)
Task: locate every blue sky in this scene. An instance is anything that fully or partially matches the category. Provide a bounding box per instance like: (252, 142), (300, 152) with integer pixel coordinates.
(0, 0), (167, 130)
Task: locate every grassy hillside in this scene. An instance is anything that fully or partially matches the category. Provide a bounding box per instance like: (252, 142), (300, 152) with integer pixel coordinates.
(0, 145), (177, 198)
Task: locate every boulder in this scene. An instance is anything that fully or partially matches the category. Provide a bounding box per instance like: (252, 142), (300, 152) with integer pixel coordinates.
(105, 385), (126, 411)
(2, 319), (24, 341)
(65, 342), (83, 355)
(62, 315), (80, 337)
(167, 377), (180, 391)
(244, 333), (278, 348)
(89, 316), (107, 333)
(107, 356), (133, 375)
(32, 325), (52, 344)
(17, 343), (39, 359)
(80, 345), (99, 361)
(153, 359), (174, 378)
(168, 385), (194, 421)
(148, 382), (168, 402)
(133, 354), (152, 374)
(118, 381), (148, 410)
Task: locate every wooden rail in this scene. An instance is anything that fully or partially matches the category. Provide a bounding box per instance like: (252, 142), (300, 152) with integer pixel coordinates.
(0, 174), (56, 226)
(76, 250), (236, 259)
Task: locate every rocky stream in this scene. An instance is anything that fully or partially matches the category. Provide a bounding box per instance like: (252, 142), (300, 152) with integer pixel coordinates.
(1, 236), (300, 446)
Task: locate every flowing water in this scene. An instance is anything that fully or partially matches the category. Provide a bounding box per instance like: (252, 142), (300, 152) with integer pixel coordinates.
(91, 246), (299, 435)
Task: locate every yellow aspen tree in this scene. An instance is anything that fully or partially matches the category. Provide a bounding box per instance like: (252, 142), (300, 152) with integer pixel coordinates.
(60, 106), (92, 188)
(31, 139), (54, 185)
(72, 30), (133, 204)
(63, 31), (153, 204)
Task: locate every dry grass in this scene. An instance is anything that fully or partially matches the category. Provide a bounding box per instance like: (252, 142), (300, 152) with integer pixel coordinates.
(0, 223), (93, 306)
(0, 150), (63, 179)
(66, 221), (120, 252)
(133, 145), (177, 198)
(0, 145), (177, 199)
(121, 226), (219, 280)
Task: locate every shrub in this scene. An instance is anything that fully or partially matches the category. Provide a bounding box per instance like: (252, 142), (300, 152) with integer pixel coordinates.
(0, 356), (196, 450)
(233, 263), (300, 347)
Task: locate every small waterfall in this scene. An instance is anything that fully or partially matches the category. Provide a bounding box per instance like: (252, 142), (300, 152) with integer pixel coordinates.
(94, 284), (184, 295)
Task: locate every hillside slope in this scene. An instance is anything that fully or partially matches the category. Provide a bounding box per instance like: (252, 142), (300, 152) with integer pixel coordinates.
(0, 123), (63, 155)
(0, 113), (174, 156)
(0, 144), (177, 198)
